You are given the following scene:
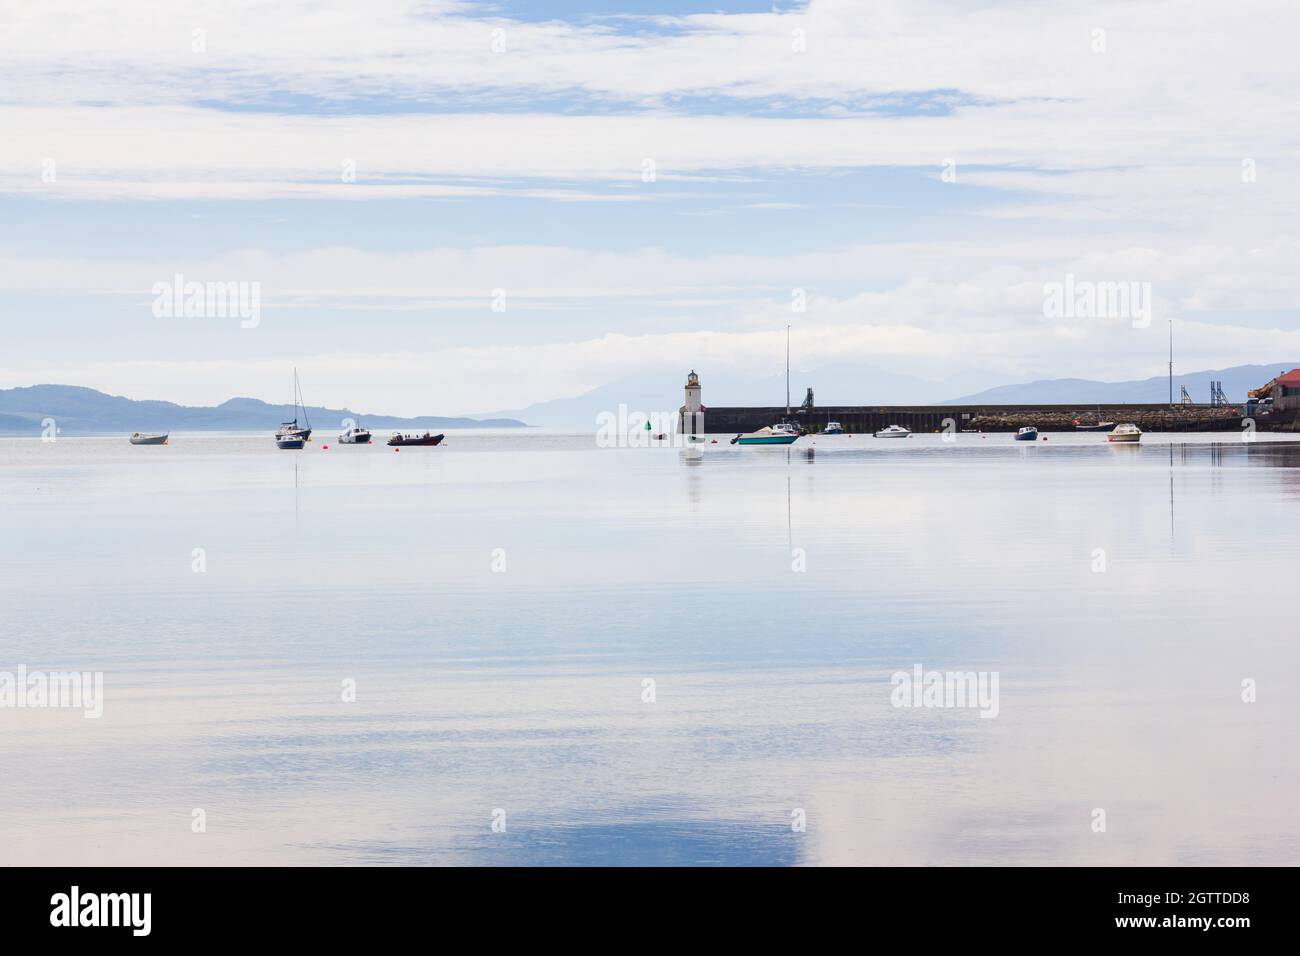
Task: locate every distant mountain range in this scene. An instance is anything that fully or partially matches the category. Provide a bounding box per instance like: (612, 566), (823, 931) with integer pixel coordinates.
(479, 363), (1003, 427)
(5, 363), (1293, 435)
(0, 385), (526, 435)
(480, 362), (1297, 426)
(943, 363), (1298, 405)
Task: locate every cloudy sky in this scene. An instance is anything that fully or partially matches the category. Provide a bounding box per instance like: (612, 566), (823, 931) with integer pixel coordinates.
(2, 0), (1298, 414)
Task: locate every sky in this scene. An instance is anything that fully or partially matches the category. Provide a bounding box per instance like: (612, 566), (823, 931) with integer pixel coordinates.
(1, 0), (1298, 415)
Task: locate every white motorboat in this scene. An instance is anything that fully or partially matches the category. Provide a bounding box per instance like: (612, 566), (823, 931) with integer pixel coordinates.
(823, 421), (844, 435)
(874, 425), (911, 438)
(339, 425), (371, 444)
(129, 432), (168, 445)
(1107, 423), (1142, 443)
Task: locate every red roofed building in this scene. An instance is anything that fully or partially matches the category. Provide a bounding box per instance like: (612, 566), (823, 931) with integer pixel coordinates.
(1275, 369), (1300, 410)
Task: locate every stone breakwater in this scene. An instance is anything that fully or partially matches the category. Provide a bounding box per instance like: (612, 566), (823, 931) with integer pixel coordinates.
(699, 404), (1292, 434)
(966, 407), (1247, 433)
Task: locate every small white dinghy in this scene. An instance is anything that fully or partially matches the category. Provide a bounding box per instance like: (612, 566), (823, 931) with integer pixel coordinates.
(129, 432), (168, 445)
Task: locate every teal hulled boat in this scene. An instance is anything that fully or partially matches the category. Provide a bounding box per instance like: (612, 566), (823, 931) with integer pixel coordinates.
(730, 326), (802, 446)
(732, 426), (799, 446)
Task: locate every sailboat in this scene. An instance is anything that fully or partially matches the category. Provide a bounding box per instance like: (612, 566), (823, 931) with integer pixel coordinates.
(275, 369), (312, 450)
(734, 325), (802, 446)
(1074, 404), (1115, 431)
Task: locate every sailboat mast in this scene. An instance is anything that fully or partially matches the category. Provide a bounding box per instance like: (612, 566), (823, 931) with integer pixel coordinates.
(785, 324), (791, 418)
(300, 369), (309, 428)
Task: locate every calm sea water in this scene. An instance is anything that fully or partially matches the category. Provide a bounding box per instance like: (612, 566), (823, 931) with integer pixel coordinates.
(2, 430), (1298, 865)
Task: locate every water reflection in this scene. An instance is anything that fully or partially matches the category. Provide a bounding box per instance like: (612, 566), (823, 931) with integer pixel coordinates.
(3, 434), (1300, 865)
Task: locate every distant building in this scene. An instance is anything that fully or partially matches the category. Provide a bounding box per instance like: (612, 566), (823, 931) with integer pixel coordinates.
(1275, 369), (1300, 410)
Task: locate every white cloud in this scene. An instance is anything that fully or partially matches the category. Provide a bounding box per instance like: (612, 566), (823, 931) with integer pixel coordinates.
(3, 0), (1298, 408)
(5, 236), (1297, 411)
(0, 0), (1295, 223)
(15, 314), (1300, 416)
(5, 236), (1299, 309)
(4, 103), (1295, 221)
(6, 0), (1295, 111)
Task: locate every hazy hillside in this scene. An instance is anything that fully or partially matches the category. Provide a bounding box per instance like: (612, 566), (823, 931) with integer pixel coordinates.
(481, 361), (1297, 426)
(482, 364), (1005, 427)
(943, 363), (1297, 405)
(0, 385), (527, 435)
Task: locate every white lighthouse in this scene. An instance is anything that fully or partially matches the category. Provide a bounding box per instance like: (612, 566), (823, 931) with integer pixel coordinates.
(679, 370), (704, 442)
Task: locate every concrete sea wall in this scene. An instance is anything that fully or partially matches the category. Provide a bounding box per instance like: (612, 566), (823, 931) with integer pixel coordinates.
(700, 404), (1291, 434)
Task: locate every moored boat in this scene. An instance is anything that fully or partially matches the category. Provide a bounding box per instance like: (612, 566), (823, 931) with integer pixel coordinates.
(388, 431), (444, 446)
(731, 426), (799, 446)
(1074, 420), (1116, 432)
(129, 432), (168, 445)
(339, 425), (371, 444)
(874, 425), (911, 438)
(734, 328), (804, 447)
(823, 421), (844, 435)
(1107, 423), (1142, 443)
(275, 368), (312, 449)
(1014, 426), (1039, 441)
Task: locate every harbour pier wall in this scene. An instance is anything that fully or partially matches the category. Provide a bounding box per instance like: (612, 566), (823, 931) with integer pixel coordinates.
(701, 404), (1285, 434)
